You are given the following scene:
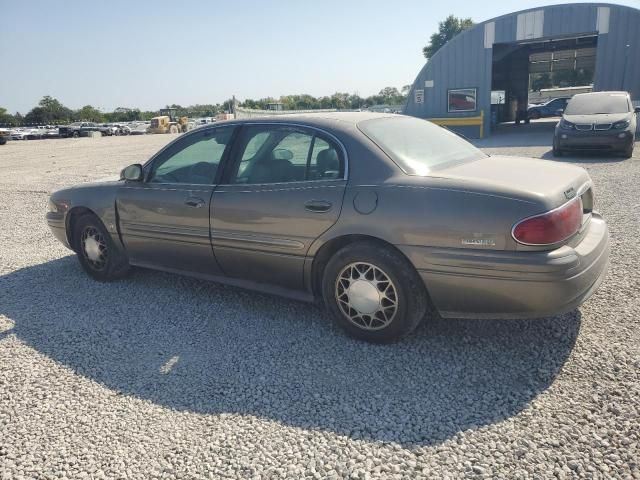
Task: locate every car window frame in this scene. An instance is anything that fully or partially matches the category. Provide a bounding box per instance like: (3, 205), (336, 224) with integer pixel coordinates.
(143, 125), (238, 186)
(219, 123), (348, 186)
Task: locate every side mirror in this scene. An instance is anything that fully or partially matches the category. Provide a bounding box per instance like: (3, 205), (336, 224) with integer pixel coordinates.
(120, 164), (143, 181)
(634, 106), (640, 114)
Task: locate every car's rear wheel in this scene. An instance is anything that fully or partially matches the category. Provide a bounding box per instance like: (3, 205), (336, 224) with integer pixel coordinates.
(74, 213), (129, 281)
(322, 242), (428, 343)
(529, 110), (541, 120)
(72, 131), (79, 138)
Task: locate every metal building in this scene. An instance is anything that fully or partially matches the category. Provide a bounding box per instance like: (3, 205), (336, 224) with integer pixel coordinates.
(404, 3), (640, 137)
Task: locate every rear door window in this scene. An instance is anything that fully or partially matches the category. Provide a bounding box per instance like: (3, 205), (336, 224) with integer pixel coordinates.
(229, 126), (344, 184)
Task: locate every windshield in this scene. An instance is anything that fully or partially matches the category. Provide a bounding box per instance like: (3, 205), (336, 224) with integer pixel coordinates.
(358, 116), (486, 175)
(565, 94), (630, 115)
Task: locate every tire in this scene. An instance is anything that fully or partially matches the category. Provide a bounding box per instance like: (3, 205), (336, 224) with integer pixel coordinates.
(169, 125), (179, 134)
(553, 139), (564, 157)
(322, 241), (429, 343)
(73, 213), (130, 281)
(622, 141), (634, 159)
(529, 110), (541, 120)
(72, 131), (79, 138)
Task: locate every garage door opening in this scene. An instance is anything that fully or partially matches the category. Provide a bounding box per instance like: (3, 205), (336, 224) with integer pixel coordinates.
(490, 35), (598, 131)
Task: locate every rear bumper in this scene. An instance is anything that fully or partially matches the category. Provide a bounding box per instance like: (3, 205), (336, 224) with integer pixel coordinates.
(399, 214), (609, 319)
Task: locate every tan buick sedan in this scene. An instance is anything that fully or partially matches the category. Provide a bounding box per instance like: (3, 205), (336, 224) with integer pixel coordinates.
(47, 113), (609, 342)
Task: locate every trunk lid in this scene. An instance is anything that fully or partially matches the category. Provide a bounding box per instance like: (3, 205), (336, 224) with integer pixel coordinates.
(435, 155), (591, 210)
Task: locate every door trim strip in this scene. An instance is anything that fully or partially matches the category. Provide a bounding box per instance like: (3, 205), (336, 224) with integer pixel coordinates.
(210, 231), (305, 250)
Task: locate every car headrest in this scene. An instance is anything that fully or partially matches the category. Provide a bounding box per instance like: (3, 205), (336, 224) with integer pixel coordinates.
(272, 148), (294, 161)
(316, 148), (339, 178)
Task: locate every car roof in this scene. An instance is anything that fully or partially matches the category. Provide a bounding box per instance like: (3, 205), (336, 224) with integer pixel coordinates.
(212, 111), (399, 132)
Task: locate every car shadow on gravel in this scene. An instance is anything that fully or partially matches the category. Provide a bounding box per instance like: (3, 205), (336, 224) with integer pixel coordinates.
(0, 257), (581, 447)
(540, 150), (629, 163)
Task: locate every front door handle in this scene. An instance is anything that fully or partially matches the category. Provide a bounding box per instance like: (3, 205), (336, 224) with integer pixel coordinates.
(185, 197), (205, 208)
(304, 200), (332, 213)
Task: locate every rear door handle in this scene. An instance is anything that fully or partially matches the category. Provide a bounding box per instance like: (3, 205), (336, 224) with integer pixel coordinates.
(304, 200), (332, 213)
(185, 197), (205, 208)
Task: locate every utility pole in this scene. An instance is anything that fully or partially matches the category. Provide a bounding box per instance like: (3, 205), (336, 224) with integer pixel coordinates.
(621, 44), (630, 91)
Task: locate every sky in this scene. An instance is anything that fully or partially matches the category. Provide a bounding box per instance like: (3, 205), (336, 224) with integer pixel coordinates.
(2, 0), (639, 113)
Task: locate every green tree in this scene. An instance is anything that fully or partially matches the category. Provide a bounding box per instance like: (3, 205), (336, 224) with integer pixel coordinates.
(75, 105), (104, 122)
(531, 73), (553, 91)
(348, 94), (364, 109)
(0, 107), (17, 126)
(24, 96), (74, 125)
(423, 15), (474, 59)
(553, 69), (578, 88)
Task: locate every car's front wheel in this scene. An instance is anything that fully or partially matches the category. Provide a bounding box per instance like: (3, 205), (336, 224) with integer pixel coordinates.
(622, 141), (634, 159)
(553, 139), (564, 157)
(73, 213), (130, 281)
(322, 242), (429, 343)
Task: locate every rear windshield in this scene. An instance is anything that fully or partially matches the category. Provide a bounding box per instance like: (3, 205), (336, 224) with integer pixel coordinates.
(358, 116), (486, 175)
(565, 94), (630, 115)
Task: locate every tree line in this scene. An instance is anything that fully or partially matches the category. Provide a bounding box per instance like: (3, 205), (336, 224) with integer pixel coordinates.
(0, 87), (409, 127)
(0, 96), (232, 127)
(1, 13), (480, 127)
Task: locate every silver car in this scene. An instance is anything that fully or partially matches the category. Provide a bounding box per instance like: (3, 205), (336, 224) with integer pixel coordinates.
(553, 91), (639, 158)
(47, 113), (609, 342)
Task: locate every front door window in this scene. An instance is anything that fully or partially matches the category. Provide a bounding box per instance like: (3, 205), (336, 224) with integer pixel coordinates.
(149, 128), (234, 185)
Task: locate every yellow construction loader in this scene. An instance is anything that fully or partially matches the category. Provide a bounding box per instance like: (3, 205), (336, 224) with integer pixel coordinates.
(149, 108), (193, 134)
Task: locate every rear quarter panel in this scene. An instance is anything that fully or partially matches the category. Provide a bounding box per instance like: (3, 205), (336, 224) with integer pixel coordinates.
(309, 179), (542, 255)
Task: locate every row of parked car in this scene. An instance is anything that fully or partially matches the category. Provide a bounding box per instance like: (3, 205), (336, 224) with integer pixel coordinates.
(0, 117), (220, 144)
(0, 121), (153, 142)
(57, 121), (152, 138)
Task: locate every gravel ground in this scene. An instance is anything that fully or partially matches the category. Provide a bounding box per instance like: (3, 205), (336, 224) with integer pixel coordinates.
(0, 130), (638, 479)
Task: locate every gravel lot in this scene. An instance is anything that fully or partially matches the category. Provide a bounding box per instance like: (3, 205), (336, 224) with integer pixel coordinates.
(0, 128), (638, 479)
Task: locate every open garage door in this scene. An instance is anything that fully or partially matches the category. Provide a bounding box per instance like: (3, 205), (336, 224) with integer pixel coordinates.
(490, 35), (597, 130)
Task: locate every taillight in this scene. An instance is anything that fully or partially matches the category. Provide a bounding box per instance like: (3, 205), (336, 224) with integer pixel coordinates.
(512, 198), (582, 245)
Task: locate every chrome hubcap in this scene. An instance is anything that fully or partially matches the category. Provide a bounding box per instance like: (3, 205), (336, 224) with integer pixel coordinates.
(81, 226), (108, 270)
(335, 262), (398, 331)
